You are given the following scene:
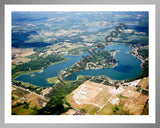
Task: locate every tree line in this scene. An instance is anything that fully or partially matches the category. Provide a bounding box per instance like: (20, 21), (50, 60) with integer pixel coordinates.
(12, 54), (66, 75)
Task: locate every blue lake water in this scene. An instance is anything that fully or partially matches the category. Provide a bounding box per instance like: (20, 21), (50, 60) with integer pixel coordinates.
(15, 44), (142, 87)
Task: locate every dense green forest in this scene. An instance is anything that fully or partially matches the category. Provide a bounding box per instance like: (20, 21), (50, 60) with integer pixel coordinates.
(89, 50), (117, 64)
(38, 76), (91, 115)
(137, 49), (149, 59)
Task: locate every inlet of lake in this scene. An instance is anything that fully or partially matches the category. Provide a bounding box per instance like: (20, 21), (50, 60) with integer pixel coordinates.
(15, 44), (142, 87)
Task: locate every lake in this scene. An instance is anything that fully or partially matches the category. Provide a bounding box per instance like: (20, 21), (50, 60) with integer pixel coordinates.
(15, 44), (142, 87)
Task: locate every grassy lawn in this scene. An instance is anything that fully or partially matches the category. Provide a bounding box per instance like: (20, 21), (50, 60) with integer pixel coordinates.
(80, 105), (99, 115)
(89, 108), (99, 115)
(118, 94), (128, 99)
(12, 64), (16, 69)
(65, 94), (70, 102)
(12, 105), (38, 115)
(84, 105), (94, 113)
(47, 77), (58, 84)
(98, 102), (115, 115)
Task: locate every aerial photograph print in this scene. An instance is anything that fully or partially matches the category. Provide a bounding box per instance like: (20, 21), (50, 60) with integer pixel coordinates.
(11, 10), (149, 115)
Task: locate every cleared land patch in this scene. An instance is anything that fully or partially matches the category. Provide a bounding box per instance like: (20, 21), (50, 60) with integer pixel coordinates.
(12, 86), (49, 110)
(122, 86), (148, 115)
(20, 50), (36, 57)
(12, 48), (36, 65)
(138, 77), (149, 89)
(67, 80), (116, 114)
(12, 87), (29, 97)
(67, 80), (149, 115)
(25, 93), (48, 108)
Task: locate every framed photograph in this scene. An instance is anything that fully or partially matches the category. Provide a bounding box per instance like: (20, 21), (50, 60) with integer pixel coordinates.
(1, 1), (159, 128)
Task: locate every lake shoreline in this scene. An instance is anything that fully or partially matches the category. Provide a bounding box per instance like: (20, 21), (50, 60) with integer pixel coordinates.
(15, 44), (143, 87)
(13, 58), (68, 80)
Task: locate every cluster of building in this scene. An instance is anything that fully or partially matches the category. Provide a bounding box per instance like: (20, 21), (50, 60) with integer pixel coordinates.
(41, 87), (53, 97)
(124, 79), (141, 88)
